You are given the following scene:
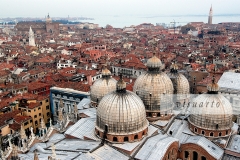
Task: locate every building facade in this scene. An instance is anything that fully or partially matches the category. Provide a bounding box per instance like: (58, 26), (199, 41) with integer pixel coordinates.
(50, 87), (90, 123)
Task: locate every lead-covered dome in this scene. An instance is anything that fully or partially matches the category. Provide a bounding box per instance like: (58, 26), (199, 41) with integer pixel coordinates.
(133, 55), (174, 121)
(146, 55), (162, 68)
(168, 63), (190, 106)
(188, 77), (233, 138)
(95, 76), (149, 143)
(90, 67), (117, 106)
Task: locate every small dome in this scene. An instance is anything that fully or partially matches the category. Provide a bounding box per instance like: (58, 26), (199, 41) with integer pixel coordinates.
(207, 83), (219, 92)
(116, 76), (126, 92)
(90, 68), (117, 104)
(170, 63), (179, 70)
(146, 55), (162, 68)
(102, 67), (111, 76)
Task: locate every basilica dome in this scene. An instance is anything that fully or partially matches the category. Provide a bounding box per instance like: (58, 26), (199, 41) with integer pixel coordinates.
(168, 63), (190, 105)
(188, 77), (233, 138)
(133, 55), (174, 121)
(90, 67), (117, 106)
(95, 76), (149, 143)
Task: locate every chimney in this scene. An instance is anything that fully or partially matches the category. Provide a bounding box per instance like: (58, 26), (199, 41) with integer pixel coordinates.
(87, 75), (93, 86)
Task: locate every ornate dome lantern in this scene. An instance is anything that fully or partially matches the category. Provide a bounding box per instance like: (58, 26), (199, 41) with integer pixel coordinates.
(90, 66), (117, 107)
(133, 54), (174, 121)
(188, 76), (233, 138)
(95, 75), (149, 143)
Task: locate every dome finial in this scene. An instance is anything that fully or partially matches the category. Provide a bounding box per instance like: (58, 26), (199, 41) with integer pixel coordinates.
(207, 75), (219, 93)
(170, 60), (178, 73)
(116, 74), (126, 93)
(102, 64), (111, 77)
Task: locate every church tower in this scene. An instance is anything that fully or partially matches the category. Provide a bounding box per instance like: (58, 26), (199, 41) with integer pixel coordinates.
(29, 26), (36, 46)
(208, 5), (213, 24)
(46, 13), (52, 23)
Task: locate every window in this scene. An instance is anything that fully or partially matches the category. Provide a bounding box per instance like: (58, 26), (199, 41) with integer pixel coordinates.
(35, 120), (38, 126)
(24, 121), (29, 126)
(193, 151), (198, 160)
(47, 112), (50, 117)
(39, 113), (41, 116)
(184, 151), (189, 159)
(34, 115), (37, 118)
(201, 130), (205, 135)
(46, 99), (48, 103)
(46, 105), (50, 110)
(210, 132), (214, 137)
(201, 156), (206, 160)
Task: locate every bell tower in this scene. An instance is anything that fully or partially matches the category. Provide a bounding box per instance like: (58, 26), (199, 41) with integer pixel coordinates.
(29, 26), (36, 46)
(208, 5), (213, 24)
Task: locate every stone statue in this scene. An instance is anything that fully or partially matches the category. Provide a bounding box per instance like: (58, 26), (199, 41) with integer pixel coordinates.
(51, 143), (56, 159)
(49, 118), (52, 127)
(30, 127), (35, 138)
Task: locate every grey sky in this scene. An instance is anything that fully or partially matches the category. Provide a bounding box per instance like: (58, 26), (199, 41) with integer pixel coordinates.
(0, 0), (239, 18)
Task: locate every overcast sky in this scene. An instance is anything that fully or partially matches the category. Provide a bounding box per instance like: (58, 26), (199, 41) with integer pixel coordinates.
(0, 0), (239, 18)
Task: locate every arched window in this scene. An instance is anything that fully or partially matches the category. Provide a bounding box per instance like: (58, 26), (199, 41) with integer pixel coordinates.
(113, 137), (118, 142)
(219, 132), (222, 136)
(201, 156), (207, 160)
(210, 132), (214, 137)
(134, 135), (138, 140)
(201, 130), (205, 135)
(184, 151), (189, 159)
(194, 128), (198, 133)
(226, 130), (228, 135)
(169, 131), (173, 135)
(124, 137), (129, 142)
(193, 151), (198, 160)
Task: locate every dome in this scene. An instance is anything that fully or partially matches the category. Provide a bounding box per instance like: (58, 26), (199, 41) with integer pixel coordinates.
(95, 77), (148, 142)
(146, 55), (162, 69)
(134, 55), (174, 121)
(168, 64), (190, 102)
(90, 68), (117, 105)
(188, 78), (233, 137)
(102, 67), (111, 76)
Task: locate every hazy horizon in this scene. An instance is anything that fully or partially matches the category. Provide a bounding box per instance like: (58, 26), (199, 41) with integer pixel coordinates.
(0, 0), (240, 18)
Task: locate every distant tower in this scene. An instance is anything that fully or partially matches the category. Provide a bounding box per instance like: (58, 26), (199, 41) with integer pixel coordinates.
(29, 26), (36, 46)
(208, 5), (213, 24)
(46, 13), (52, 23)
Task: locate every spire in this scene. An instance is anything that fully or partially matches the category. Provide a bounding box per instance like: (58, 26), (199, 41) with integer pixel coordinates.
(20, 125), (27, 139)
(40, 117), (46, 129)
(208, 5), (213, 24)
(11, 145), (19, 159)
(51, 143), (56, 159)
(34, 150), (39, 160)
(58, 107), (63, 121)
(59, 98), (64, 108)
(29, 26), (36, 47)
